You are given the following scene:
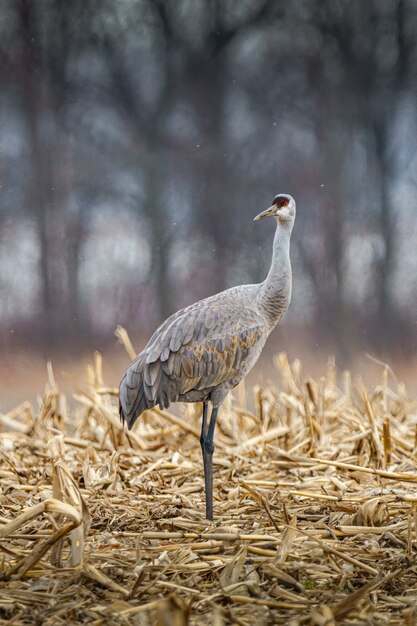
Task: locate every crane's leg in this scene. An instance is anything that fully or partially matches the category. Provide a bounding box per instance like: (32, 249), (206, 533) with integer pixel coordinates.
(200, 403), (218, 521)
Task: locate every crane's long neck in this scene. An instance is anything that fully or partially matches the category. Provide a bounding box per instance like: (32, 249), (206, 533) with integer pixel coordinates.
(259, 220), (293, 326)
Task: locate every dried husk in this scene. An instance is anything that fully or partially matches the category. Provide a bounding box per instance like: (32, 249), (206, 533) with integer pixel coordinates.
(1, 334), (417, 624)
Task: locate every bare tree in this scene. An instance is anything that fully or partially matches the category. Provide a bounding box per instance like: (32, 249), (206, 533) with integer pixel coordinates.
(1, 0), (416, 359)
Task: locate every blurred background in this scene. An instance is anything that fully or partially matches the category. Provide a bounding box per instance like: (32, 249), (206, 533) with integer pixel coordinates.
(1, 0), (417, 406)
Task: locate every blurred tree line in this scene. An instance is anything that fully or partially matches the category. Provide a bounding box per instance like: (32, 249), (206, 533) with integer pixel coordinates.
(0, 0), (416, 360)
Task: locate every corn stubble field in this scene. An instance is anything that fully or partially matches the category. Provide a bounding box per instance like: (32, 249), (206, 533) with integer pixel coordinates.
(1, 332), (417, 625)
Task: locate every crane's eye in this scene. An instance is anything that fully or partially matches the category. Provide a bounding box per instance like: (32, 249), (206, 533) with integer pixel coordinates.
(274, 197), (289, 208)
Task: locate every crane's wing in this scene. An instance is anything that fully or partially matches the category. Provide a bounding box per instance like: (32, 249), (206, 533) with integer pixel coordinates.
(119, 295), (266, 429)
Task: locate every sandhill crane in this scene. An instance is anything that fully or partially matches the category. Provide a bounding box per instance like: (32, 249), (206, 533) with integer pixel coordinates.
(119, 194), (296, 520)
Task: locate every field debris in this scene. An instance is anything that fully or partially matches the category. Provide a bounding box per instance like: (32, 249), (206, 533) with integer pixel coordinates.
(1, 343), (417, 624)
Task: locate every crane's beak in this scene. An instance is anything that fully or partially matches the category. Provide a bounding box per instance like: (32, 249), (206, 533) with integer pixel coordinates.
(253, 205), (276, 221)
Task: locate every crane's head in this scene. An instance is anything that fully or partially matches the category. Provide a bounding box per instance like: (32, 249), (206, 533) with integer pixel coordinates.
(253, 194), (296, 225)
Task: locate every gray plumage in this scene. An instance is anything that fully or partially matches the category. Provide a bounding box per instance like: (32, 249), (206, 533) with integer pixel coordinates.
(119, 193), (296, 520)
(120, 195), (295, 425)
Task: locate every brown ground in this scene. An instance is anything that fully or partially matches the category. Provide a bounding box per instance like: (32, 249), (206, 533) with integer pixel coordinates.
(1, 339), (417, 624)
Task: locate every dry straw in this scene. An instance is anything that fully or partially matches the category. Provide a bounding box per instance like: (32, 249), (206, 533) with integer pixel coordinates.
(1, 331), (417, 624)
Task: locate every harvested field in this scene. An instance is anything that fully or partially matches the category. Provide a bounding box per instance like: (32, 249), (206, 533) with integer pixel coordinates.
(1, 337), (417, 625)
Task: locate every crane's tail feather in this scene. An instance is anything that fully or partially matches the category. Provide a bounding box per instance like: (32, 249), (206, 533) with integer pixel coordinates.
(119, 354), (171, 430)
(119, 373), (151, 430)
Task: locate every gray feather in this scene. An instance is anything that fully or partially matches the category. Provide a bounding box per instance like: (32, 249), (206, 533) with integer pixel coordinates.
(119, 206), (294, 430)
(160, 347), (170, 362)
